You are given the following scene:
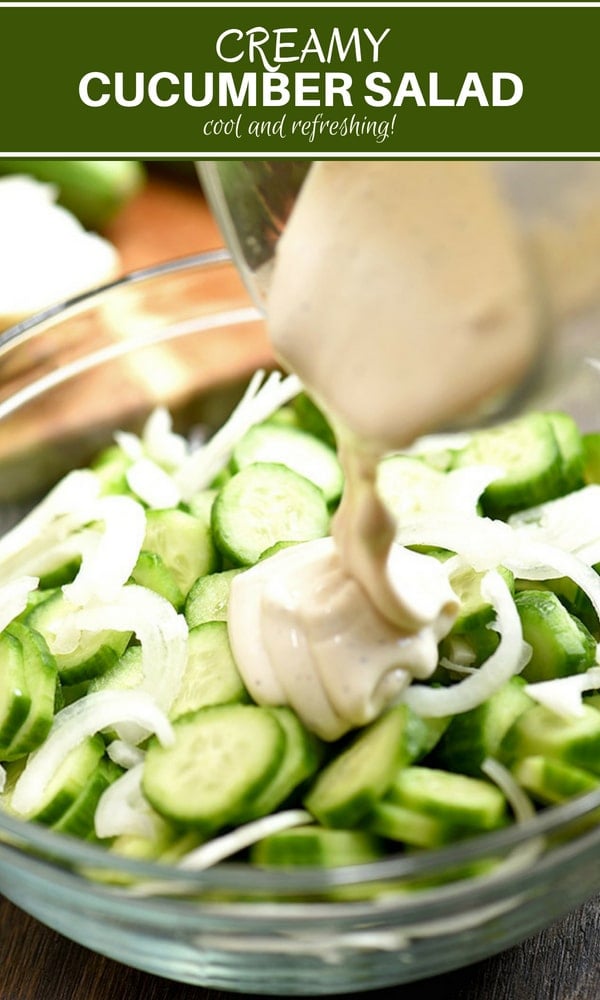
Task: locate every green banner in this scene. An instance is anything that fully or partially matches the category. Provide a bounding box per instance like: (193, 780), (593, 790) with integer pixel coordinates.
(0, 4), (597, 155)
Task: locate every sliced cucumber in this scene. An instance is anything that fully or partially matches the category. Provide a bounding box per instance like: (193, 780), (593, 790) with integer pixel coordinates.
(87, 646), (144, 695)
(244, 707), (322, 821)
(501, 703), (600, 775)
(27, 591), (130, 685)
(130, 550), (185, 610)
(233, 423), (343, 505)
(91, 444), (132, 496)
(386, 766), (508, 832)
(53, 758), (122, 838)
(3, 622), (58, 761)
(452, 412), (563, 519)
(582, 431), (600, 484)
(169, 621), (247, 719)
(303, 705), (440, 828)
(545, 410), (585, 494)
(433, 677), (534, 776)
(251, 826), (384, 868)
(367, 800), (455, 849)
(515, 590), (596, 683)
(376, 455), (444, 522)
(292, 392), (336, 449)
(16, 734), (106, 825)
(0, 631), (31, 758)
(184, 568), (243, 627)
(512, 754), (600, 806)
(143, 508), (218, 597)
(211, 463), (330, 567)
(142, 704), (286, 830)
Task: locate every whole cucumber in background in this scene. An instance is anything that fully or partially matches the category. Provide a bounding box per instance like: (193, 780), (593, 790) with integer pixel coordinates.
(0, 160), (146, 229)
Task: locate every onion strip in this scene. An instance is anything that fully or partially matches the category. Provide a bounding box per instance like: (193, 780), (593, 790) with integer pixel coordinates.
(0, 576), (39, 632)
(175, 369), (302, 499)
(403, 570), (530, 716)
(11, 691), (174, 817)
(94, 763), (157, 839)
(177, 809), (313, 871)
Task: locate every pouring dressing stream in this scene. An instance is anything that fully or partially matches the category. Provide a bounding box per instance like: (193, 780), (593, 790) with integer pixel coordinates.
(227, 160), (541, 740)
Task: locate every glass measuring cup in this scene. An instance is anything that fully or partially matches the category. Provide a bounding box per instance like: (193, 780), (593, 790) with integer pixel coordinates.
(197, 158), (600, 431)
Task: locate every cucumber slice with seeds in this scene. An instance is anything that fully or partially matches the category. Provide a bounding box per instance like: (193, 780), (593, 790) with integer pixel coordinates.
(169, 621), (247, 719)
(143, 508), (218, 597)
(184, 568), (243, 627)
(130, 549), (185, 610)
(233, 424), (343, 505)
(211, 463), (329, 567)
(501, 703), (600, 774)
(452, 413), (563, 519)
(142, 704), (286, 830)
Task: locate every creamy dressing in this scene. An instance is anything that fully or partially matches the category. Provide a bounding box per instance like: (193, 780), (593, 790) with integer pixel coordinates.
(228, 160), (540, 739)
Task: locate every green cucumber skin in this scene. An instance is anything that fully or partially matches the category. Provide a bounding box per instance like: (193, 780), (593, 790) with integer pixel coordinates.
(452, 413), (564, 519)
(433, 678), (534, 777)
(501, 704), (600, 775)
(142, 705), (287, 831)
(515, 590), (597, 683)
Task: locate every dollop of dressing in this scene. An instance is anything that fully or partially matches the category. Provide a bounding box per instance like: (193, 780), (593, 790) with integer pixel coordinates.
(228, 161), (540, 739)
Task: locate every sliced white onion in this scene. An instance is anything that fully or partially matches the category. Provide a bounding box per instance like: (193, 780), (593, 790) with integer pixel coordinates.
(51, 586), (188, 713)
(482, 757), (536, 823)
(177, 809), (313, 871)
(126, 457), (181, 510)
(402, 430), (474, 456)
(7, 528), (100, 585)
(509, 486), (600, 554)
(439, 466), (504, 517)
(396, 514), (517, 572)
(142, 406), (189, 471)
(507, 539), (600, 623)
(63, 495), (146, 607)
(114, 430), (143, 461)
(524, 665), (600, 719)
(403, 570), (530, 717)
(106, 739), (146, 770)
(11, 690), (174, 817)
(0, 470), (101, 583)
(0, 576), (39, 632)
(175, 369), (302, 500)
(94, 763), (157, 839)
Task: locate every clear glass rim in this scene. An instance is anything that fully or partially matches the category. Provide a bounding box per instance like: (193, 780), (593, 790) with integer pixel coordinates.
(1, 249), (599, 903)
(0, 248), (233, 356)
(1, 781), (600, 898)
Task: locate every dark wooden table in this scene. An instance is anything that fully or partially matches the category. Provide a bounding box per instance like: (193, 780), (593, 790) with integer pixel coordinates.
(1, 892), (599, 1000)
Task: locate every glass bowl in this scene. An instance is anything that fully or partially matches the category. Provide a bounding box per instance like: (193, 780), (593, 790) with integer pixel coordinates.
(1, 252), (600, 996)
